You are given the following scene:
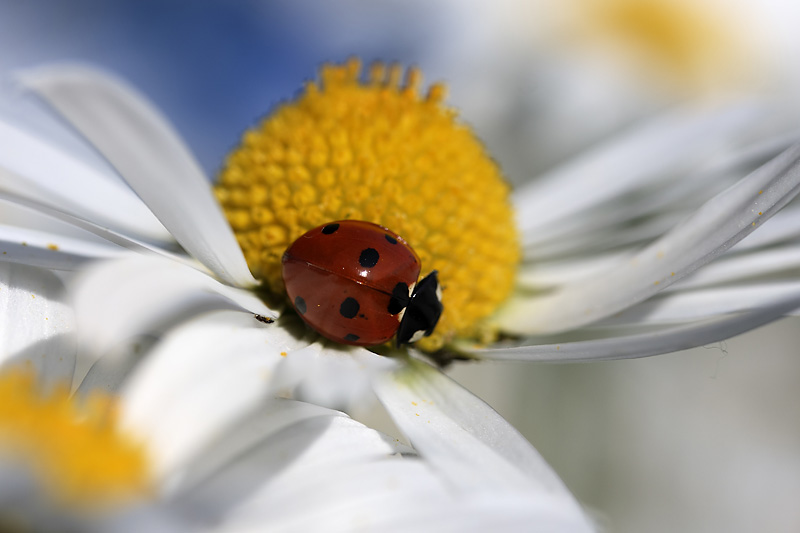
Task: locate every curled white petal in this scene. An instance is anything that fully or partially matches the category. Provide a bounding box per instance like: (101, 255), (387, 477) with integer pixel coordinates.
(19, 64), (257, 288)
(218, 458), (590, 533)
(515, 102), (760, 240)
(272, 343), (399, 412)
(373, 359), (586, 508)
(730, 205), (800, 251)
(0, 118), (171, 243)
(73, 256), (277, 359)
(0, 189), (188, 264)
(0, 262), (75, 387)
(119, 310), (304, 487)
(0, 222), (127, 270)
(670, 245), (800, 291)
(497, 143), (800, 335)
(518, 252), (630, 290)
(473, 293), (800, 362)
(170, 407), (409, 516)
(596, 281), (800, 327)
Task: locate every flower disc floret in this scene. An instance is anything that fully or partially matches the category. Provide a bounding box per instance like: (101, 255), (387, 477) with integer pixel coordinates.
(216, 59), (519, 350)
(0, 368), (150, 508)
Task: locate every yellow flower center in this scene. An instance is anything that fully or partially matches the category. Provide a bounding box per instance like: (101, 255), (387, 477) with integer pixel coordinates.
(0, 367), (151, 510)
(572, 0), (753, 93)
(216, 59), (519, 351)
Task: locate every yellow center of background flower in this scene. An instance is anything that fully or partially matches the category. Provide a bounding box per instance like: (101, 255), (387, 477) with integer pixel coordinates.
(570, 0), (755, 93)
(0, 367), (150, 509)
(215, 59), (519, 351)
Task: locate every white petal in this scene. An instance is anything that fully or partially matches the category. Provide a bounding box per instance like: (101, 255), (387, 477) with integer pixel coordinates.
(514, 102), (760, 237)
(0, 118), (171, 243)
(170, 407), (409, 516)
(671, 245), (800, 291)
(0, 222), (127, 270)
(596, 281), (800, 327)
(474, 293), (800, 362)
(180, 398), (589, 533)
(120, 311), (305, 487)
(529, 209), (686, 261)
(73, 256), (277, 359)
(730, 205), (800, 251)
(218, 458), (591, 533)
(517, 252), (629, 290)
(373, 359), (585, 508)
(74, 347), (145, 397)
(523, 130), (798, 257)
(0, 187), (132, 242)
(0, 189), (186, 262)
(0, 262), (75, 386)
(496, 143), (800, 335)
(164, 400), (398, 501)
(272, 343), (399, 412)
(19, 65), (257, 288)
(217, 459), (449, 533)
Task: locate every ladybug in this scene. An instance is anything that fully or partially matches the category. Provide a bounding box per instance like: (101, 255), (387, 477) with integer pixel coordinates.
(281, 220), (443, 347)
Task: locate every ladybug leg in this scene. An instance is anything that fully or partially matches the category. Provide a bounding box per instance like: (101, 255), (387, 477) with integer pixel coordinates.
(396, 270), (443, 347)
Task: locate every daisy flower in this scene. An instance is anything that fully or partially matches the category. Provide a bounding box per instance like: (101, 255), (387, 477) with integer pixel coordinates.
(3, 58), (799, 360)
(0, 263), (591, 531)
(1, 60), (800, 507)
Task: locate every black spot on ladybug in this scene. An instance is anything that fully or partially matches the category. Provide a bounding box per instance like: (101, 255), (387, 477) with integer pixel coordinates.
(359, 248), (379, 268)
(294, 296), (307, 315)
(385, 234), (398, 244)
(339, 297), (360, 319)
(254, 314), (274, 324)
(345, 333), (360, 342)
(388, 282), (410, 315)
(358, 313), (366, 318)
(322, 223), (340, 234)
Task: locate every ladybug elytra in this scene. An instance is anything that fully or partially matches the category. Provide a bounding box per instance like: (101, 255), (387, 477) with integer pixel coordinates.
(281, 220), (443, 347)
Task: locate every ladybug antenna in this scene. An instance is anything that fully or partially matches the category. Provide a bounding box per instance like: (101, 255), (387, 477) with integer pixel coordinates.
(396, 271), (443, 347)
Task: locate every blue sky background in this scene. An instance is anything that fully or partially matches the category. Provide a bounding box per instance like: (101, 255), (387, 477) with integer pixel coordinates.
(0, 0), (445, 173)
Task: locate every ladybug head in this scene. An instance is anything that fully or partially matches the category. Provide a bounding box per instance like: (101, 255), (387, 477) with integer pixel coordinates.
(396, 271), (443, 347)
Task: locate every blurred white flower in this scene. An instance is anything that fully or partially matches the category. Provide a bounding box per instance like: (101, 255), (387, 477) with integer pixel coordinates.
(343, 0), (800, 177)
(0, 263), (592, 532)
(1, 63), (800, 532)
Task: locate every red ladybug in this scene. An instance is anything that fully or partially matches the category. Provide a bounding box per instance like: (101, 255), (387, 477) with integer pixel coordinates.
(281, 220), (443, 347)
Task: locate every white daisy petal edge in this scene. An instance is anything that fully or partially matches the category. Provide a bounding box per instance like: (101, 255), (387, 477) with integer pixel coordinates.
(514, 101), (760, 241)
(596, 281), (800, 327)
(211, 442), (591, 533)
(72, 256), (277, 360)
(0, 262), (76, 386)
(730, 205), (800, 251)
(0, 221), (127, 270)
(517, 212), (800, 292)
(0, 186), (192, 264)
(274, 343), (399, 412)
(474, 291), (800, 362)
(495, 142), (800, 335)
(114, 310), (589, 531)
(672, 245), (800, 291)
(0, 118), (171, 243)
(372, 359), (586, 504)
(18, 64), (258, 288)
(524, 129), (799, 256)
(119, 310), (308, 487)
(168, 407), (411, 522)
